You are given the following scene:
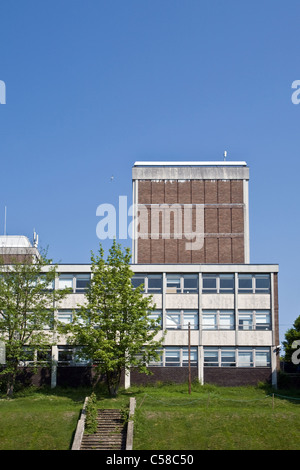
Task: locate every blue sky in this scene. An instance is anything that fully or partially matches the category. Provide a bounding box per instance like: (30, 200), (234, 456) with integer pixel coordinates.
(0, 0), (299, 342)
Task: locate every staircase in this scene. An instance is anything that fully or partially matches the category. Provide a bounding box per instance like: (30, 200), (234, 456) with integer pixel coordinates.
(80, 409), (127, 451)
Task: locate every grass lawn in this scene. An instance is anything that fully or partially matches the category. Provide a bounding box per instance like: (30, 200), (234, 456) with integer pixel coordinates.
(0, 382), (299, 450)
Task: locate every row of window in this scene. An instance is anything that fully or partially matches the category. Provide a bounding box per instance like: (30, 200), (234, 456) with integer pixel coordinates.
(20, 345), (271, 369)
(56, 346), (271, 368)
(57, 309), (272, 331)
(44, 272), (271, 295)
(132, 273), (271, 294)
(145, 309), (271, 331)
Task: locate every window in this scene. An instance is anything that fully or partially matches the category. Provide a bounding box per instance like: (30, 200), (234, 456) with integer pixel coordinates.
(254, 275), (270, 293)
(148, 274), (163, 293)
(165, 348), (180, 367)
(132, 274), (162, 293)
(166, 310), (198, 330)
(164, 347), (198, 367)
(238, 274), (270, 294)
(166, 274), (181, 293)
(166, 274), (198, 293)
(202, 310), (234, 330)
(204, 347), (271, 368)
(238, 348), (253, 367)
(221, 348), (236, 367)
(57, 310), (73, 324)
(204, 348), (219, 367)
(59, 275), (73, 290)
(75, 274), (91, 293)
(202, 274), (234, 294)
(148, 310), (162, 328)
(238, 310), (271, 330)
(131, 275), (146, 291)
(183, 275), (198, 293)
(255, 348), (271, 367)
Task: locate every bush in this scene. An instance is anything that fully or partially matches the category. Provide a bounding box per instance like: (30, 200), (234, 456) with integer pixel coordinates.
(84, 392), (98, 434)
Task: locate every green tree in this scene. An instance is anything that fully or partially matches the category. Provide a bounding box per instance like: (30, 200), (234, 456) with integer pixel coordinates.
(282, 315), (300, 364)
(62, 240), (164, 397)
(0, 250), (69, 396)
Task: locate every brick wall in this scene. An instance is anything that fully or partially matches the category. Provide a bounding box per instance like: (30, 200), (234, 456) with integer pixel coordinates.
(137, 180), (245, 263)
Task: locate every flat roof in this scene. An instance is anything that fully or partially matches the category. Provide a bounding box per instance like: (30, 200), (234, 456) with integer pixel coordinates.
(133, 161), (247, 167)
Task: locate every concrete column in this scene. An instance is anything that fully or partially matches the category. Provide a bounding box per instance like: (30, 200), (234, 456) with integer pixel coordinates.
(51, 345), (58, 389)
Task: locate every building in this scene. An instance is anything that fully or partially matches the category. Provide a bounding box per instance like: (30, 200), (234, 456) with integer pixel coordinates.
(0, 161), (280, 388)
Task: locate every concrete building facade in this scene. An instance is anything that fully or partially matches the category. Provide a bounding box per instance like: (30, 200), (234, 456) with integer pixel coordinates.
(0, 161), (280, 388)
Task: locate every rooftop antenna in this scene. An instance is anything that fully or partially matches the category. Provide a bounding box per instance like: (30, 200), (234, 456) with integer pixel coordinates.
(4, 206), (7, 236)
(223, 150), (227, 161)
(33, 229), (39, 248)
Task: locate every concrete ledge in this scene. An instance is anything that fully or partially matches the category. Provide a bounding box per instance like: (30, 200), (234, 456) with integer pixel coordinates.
(125, 397), (136, 451)
(71, 397), (88, 450)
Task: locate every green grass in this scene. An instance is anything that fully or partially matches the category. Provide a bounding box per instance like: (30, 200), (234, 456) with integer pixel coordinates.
(0, 382), (299, 450)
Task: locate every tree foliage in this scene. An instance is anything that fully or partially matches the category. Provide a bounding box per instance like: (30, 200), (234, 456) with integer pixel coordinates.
(62, 241), (164, 396)
(282, 315), (300, 363)
(0, 250), (68, 396)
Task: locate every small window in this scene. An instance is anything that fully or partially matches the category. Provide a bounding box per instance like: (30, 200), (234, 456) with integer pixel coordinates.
(59, 275), (73, 291)
(239, 312), (253, 330)
(147, 275), (163, 293)
(182, 347), (198, 367)
(255, 311), (271, 330)
(132, 275), (146, 291)
(76, 274), (91, 293)
(204, 348), (218, 367)
(183, 275), (198, 293)
(166, 274), (181, 293)
(238, 274), (253, 293)
(238, 349), (253, 367)
(202, 274), (217, 293)
(254, 275), (270, 293)
(57, 311), (73, 324)
(165, 348), (180, 367)
(202, 312), (217, 330)
(148, 310), (162, 328)
(255, 348), (270, 367)
(221, 348), (236, 367)
(219, 274), (234, 293)
(166, 312), (181, 329)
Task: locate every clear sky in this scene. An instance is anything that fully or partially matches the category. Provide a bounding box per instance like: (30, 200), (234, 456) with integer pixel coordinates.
(0, 1), (299, 343)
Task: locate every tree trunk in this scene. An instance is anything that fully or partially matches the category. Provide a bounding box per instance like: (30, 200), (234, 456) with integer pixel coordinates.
(106, 368), (121, 397)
